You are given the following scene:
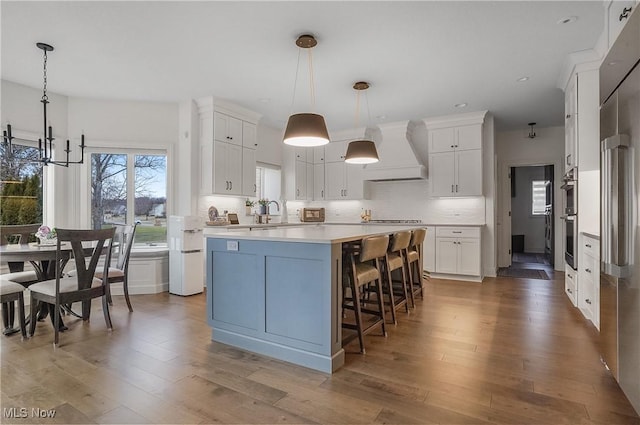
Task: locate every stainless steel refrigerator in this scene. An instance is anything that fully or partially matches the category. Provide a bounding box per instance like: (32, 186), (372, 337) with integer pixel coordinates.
(600, 7), (640, 414)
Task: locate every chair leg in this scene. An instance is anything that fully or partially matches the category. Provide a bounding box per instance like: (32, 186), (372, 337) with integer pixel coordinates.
(17, 293), (26, 339)
(102, 295), (113, 330)
(384, 264), (398, 325)
(400, 262), (412, 312)
(29, 295), (38, 337)
(123, 277), (133, 312)
(373, 277), (387, 337)
(53, 302), (60, 347)
(82, 300), (91, 321)
(351, 281), (365, 354)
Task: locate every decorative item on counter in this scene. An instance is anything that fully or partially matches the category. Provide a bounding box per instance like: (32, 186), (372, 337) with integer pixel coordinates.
(258, 198), (269, 215)
(35, 225), (57, 245)
(206, 205), (228, 226)
(245, 199), (255, 216)
(360, 209), (372, 223)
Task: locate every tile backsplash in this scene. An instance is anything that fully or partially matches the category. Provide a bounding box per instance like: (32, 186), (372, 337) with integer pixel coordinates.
(199, 179), (486, 225)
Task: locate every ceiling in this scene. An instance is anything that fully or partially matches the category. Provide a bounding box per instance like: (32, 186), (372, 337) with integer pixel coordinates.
(1, 1), (603, 133)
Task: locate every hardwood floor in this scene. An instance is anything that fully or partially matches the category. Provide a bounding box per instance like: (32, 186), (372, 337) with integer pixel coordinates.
(2, 272), (638, 424)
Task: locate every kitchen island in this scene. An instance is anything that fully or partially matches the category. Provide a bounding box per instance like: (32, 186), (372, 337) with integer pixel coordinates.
(204, 224), (424, 373)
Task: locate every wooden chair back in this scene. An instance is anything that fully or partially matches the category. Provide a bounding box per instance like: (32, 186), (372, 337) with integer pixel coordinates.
(389, 231), (411, 253)
(112, 224), (137, 272)
(0, 224), (41, 246)
(359, 235), (389, 263)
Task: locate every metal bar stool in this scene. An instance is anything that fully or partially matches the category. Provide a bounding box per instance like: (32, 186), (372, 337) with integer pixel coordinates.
(341, 235), (389, 353)
(407, 228), (427, 305)
(382, 231), (412, 324)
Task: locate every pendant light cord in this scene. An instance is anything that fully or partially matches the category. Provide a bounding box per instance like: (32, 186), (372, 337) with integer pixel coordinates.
(354, 90), (361, 128)
(308, 48), (316, 111)
(289, 49), (302, 114)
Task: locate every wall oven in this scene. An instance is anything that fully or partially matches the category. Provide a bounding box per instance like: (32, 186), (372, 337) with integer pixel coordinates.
(561, 168), (578, 269)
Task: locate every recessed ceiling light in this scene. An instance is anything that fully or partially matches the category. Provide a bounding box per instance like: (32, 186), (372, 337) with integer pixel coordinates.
(516, 76), (530, 82)
(258, 98), (271, 103)
(557, 16), (577, 25)
(608, 61), (619, 66)
(454, 103), (468, 108)
(376, 115), (386, 120)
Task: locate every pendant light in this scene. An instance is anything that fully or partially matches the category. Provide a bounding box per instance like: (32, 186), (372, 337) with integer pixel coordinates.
(282, 34), (330, 147)
(345, 81), (379, 164)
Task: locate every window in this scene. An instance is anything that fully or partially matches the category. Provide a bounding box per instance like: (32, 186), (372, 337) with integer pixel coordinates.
(532, 180), (549, 215)
(91, 151), (167, 245)
(255, 164), (281, 215)
(0, 143), (43, 226)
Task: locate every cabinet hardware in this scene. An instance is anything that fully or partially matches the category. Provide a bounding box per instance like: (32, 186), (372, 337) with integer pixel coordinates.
(585, 298), (592, 305)
(585, 268), (591, 273)
(567, 288), (572, 294)
(451, 184), (454, 192)
(253, 184), (256, 193)
(455, 184), (458, 192)
(620, 7), (632, 21)
(321, 190), (324, 198)
(229, 181), (232, 190)
(254, 143), (257, 147)
(566, 114), (571, 119)
(225, 181), (229, 190)
(453, 231), (462, 234)
(454, 145), (458, 148)
(566, 154), (571, 165)
(568, 274), (572, 279)
(296, 189), (300, 196)
(585, 244), (591, 248)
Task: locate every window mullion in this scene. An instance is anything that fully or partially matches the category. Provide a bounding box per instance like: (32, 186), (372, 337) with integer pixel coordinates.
(127, 154), (135, 225)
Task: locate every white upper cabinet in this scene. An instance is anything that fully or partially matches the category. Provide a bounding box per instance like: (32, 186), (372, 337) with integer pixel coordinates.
(214, 112), (243, 146)
(313, 146), (325, 164)
(564, 74), (577, 172)
(314, 163), (325, 200)
(323, 139), (364, 200)
(197, 98), (262, 196)
(606, 1), (637, 50)
(424, 113), (485, 198)
(324, 141), (347, 163)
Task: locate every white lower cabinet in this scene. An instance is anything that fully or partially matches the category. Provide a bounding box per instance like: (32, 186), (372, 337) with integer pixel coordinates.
(565, 265), (578, 307)
(434, 226), (481, 278)
(578, 234), (600, 329)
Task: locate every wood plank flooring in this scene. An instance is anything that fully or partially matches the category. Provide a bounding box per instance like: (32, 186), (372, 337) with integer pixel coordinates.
(2, 272), (638, 424)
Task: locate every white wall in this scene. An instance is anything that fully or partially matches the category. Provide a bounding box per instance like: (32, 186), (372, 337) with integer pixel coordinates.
(511, 166), (546, 253)
(496, 126), (565, 270)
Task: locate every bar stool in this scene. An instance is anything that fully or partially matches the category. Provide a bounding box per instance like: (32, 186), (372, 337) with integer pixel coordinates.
(383, 231), (412, 324)
(407, 228), (427, 304)
(342, 235), (389, 353)
(0, 278), (27, 338)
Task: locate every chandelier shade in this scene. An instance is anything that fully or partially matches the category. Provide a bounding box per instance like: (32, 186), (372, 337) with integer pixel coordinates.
(283, 113), (330, 147)
(345, 140), (379, 164)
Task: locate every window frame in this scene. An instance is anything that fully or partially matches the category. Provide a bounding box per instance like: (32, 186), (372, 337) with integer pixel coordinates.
(80, 145), (171, 247)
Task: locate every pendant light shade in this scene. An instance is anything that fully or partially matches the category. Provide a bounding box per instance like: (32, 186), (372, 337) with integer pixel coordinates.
(283, 113), (330, 147)
(283, 34), (330, 147)
(345, 140), (379, 164)
(345, 81), (379, 164)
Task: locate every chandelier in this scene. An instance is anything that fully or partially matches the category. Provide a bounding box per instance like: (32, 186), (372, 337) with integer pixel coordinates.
(2, 42), (85, 167)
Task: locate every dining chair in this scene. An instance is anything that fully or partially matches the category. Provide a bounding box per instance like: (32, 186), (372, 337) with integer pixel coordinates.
(28, 228), (115, 347)
(97, 224), (137, 312)
(383, 231), (412, 320)
(407, 228), (427, 301)
(0, 224), (41, 332)
(0, 278), (27, 338)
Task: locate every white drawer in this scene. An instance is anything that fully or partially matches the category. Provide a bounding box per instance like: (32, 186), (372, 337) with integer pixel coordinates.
(582, 235), (599, 259)
(436, 227), (480, 239)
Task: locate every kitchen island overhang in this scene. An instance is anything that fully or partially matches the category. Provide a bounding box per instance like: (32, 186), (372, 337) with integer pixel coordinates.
(204, 224), (425, 373)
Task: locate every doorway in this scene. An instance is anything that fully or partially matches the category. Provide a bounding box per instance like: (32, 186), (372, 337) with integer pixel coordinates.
(498, 164), (554, 279)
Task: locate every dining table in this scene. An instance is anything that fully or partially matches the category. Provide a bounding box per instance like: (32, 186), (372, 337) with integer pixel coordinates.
(1, 241), (77, 334)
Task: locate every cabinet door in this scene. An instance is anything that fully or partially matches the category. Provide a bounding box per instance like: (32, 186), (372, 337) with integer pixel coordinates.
(455, 149), (482, 196)
(456, 124), (482, 151)
(214, 112), (228, 143)
(325, 162), (346, 200)
(435, 238), (458, 274)
(579, 254), (596, 322)
(227, 116), (243, 146)
(429, 127), (456, 153)
(242, 122), (257, 149)
(608, 1), (636, 48)
(429, 152), (455, 196)
(314, 163), (325, 200)
(200, 113), (214, 194)
(565, 76), (577, 171)
(306, 162), (314, 201)
(313, 146), (325, 164)
(345, 164), (363, 199)
(424, 226), (436, 272)
(227, 143), (243, 194)
(213, 140), (229, 193)
(294, 160), (307, 200)
(325, 141), (348, 162)
(458, 238), (480, 276)
(242, 147), (257, 196)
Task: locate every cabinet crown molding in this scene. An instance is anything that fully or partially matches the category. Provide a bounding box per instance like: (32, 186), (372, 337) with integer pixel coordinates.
(195, 96), (262, 124)
(422, 111), (487, 130)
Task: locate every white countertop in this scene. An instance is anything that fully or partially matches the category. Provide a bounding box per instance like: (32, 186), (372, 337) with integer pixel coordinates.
(204, 221), (485, 231)
(204, 224), (426, 244)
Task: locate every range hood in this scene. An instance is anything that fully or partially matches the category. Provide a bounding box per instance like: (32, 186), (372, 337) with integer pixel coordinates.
(362, 121), (427, 181)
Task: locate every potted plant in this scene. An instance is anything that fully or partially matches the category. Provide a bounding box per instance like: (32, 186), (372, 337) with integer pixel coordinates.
(35, 225), (57, 245)
(258, 198), (269, 215)
(245, 199), (255, 215)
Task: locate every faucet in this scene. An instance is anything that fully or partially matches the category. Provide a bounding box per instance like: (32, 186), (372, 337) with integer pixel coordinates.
(266, 200), (280, 223)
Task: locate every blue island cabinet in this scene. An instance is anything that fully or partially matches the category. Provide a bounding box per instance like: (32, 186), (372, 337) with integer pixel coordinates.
(206, 237), (345, 373)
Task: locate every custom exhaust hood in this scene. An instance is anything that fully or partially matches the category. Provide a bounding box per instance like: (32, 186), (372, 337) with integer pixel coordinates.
(362, 121), (428, 181)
